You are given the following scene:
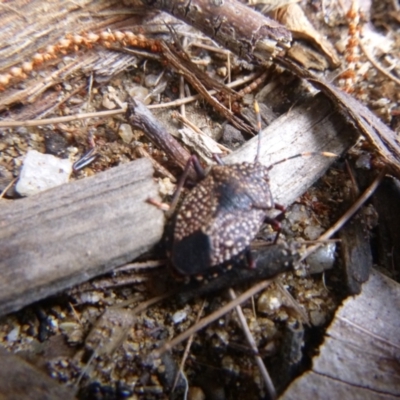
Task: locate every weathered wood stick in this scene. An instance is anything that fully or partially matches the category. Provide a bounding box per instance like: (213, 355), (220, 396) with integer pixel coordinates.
(130, 93), (358, 202)
(0, 158), (164, 317)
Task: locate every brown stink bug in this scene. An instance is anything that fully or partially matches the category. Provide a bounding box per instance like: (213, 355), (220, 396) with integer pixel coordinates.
(165, 102), (336, 279)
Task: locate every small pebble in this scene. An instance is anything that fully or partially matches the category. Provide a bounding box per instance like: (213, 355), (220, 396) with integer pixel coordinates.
(16, 150), (72, 196)
(309, 310), (327, 326)
(44, 133), (69, 158)
(304, 225), (324, 240)
(76, 292), (102, 304)
(258, 289), (283, 314)
(102, 93), (116, 109)
(6, 326), (20, 342)
(171, 310), (187, 324)
(128, 84), (150, 105)
(158, 178), (175, 197)
(221, 355), (239, 375)
(355, 153), (371, 169)
(307, 243), (336, 274)
(118, 123), (134, 144)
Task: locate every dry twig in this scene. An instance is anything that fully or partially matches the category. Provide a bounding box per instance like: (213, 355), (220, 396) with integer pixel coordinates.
(299, 169), (386, 263)
(229, 288), (277, 400)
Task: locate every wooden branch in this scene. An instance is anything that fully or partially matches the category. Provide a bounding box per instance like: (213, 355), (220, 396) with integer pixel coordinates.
(140, 0), (292, 60)
(137, 0), (400, 179)
(0, 158), (164, 317)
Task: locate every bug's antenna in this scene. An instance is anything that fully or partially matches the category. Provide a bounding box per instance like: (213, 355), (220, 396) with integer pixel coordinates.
(268, 151), (337, 170)
(253, 102), (337, 167)
(254, 100), (262, 162)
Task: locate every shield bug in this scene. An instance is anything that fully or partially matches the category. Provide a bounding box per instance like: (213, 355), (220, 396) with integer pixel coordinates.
(165, 102), (336, 279)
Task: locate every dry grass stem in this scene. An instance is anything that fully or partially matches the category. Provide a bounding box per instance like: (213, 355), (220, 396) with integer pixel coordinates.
(229, 288), (277, 400)
(299, 169), (386, 263)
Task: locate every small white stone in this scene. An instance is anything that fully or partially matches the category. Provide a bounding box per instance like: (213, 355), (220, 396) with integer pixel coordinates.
(118, 123), (134, 144)
(128, 84), (150, 105)
(307, 243), (336, 274)
(310, 310), (327, 327)
(7, 326), (20, 342)
(304, 225), (324, 240)
(258, 289), (283, 314)
(78, 292), (102, 304)
(102, 93), (116, 109)
(172, 310), (187, 324)
(16, 150), (72, 196)
(158, 177), (175, 196)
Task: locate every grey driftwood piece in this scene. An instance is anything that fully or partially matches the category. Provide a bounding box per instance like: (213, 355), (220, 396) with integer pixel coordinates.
(0, 158), (164, 317)
(281, 269), (400, 399)
(224, 93), (359, 207)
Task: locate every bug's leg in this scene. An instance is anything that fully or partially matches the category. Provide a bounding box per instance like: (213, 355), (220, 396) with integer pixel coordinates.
(213, 153), (225, 165)
(264, 216), (282, 244)
(192, 154), (206, 179)
(167, 155), (205, 217)
(274, 203), (286, 222)
(245, 248), (256, 269)
(266, 204), (287, 243)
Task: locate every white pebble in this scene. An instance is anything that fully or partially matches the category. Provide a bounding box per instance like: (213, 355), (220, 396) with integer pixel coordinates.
(258, 290), (283, 314)
(128, 84), (150, 105)
(16, 150), (72, 196)
(304, 225), (324, 240)
(102, 93), (116, 109)
(307, 243), (336, 274)
(172, 310), (187, 324)
(118, 123), (134, 144)
(7, 326), (20, 342)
